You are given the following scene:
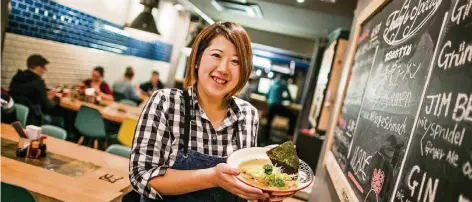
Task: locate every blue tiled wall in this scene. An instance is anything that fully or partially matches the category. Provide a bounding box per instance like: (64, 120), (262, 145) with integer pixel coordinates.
(7, 0), (172, 62)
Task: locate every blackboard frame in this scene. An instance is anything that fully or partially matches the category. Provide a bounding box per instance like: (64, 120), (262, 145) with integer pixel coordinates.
(322, 0), (392, 201)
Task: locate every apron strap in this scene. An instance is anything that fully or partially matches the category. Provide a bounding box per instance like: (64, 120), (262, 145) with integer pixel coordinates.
(183, 89), (191, 156)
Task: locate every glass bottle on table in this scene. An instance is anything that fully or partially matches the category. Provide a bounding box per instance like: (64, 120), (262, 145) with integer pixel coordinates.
(28, 141), (40, 159)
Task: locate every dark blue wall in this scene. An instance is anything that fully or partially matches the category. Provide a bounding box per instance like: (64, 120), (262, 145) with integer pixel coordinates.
(7, 0), (172, 62)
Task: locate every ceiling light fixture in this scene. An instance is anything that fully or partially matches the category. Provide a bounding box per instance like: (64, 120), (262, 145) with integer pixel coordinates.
(129, 0), (160, 35)
(297, 0), (305, 3)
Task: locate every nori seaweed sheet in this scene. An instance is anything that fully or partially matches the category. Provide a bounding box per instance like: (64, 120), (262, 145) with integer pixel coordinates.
(266, 141), (299, 175)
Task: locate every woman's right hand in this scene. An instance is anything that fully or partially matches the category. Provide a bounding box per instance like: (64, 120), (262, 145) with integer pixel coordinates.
(211, 163), (269, 200)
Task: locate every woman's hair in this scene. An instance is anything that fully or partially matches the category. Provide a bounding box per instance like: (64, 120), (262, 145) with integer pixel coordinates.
(183, 21), (253, 98)
(124, 66), (134, 79)
(94, 66), (104, 77)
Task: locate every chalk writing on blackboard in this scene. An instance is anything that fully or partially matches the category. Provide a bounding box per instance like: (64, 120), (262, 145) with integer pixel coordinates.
(363, 168), (386, 202)
(405, 165), (440, 202)
(371, 23), (382, 42)
(362, 111), (408, 136)
(463, 160), (472, 179)
(377, 62), (422, 87)
(391, 10), (452, 202)
(383, 0), (443, 45)
(418, 117), (466, 150)
(350, 146), (373, 182)
(384, 44), (412, 62)
(451, 0), (472, 25)
(423, 92), (472, 122)
(438, 40), (472, 69)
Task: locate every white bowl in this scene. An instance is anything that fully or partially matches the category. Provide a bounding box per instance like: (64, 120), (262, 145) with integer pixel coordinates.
(227, 147), (314, 202)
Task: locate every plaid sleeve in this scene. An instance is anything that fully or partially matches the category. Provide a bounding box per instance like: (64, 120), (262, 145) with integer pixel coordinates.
(129, 90), (173, 200)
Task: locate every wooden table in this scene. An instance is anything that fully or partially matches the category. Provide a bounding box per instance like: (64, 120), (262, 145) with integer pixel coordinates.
(59, 97), (143, 123)
(1, 124), (132, 202)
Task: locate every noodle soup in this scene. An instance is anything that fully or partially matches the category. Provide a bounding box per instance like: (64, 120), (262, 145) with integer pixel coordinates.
(238, 159), (298, 190)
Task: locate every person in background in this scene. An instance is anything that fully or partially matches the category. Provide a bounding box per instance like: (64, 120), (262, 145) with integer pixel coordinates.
(1, 88), (17, 124)
(238, 71), (257, 102)
(263, 73), (296, 145)
(139, 71), (165, 96)
(112, 66), (142, 103)
(78, 66), (114, 101)
(9, 54), (57, 125)
(130, 21), (267, 202)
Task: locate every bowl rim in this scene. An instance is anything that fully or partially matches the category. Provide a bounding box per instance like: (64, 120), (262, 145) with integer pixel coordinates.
(226, 147), (314, 193)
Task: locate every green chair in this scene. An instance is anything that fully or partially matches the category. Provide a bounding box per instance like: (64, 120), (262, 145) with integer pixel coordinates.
(105, 144), (131, 158)
(75, 106), (107, 149)
(41, 125), (67, 140)
(1, 182), (36, 202)
(14, 103), (29, 126)
(119, 99), (138, 107)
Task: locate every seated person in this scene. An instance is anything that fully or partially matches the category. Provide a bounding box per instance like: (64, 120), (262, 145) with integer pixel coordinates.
(139, 71), (164, 96)
(1, 88), (17, 124)
(9, 54), (57, 125)
(112, 67), (142, 103)
(78, 66), (114, 101)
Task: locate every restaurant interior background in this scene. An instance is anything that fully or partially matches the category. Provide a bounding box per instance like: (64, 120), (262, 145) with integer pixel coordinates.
(0, 0), (369, 201)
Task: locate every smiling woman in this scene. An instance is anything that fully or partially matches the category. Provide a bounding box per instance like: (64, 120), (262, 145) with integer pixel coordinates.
(130, 21), (265, 202)
(184, 21), (253, 99)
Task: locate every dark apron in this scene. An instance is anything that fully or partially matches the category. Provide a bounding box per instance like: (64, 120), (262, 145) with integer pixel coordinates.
(141, 90), (246, 202)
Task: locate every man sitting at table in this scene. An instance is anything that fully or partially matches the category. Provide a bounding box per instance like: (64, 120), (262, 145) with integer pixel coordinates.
(139, 71), (164, 96)
(78, 66), (114, 101)
(112, 67), (142, 103)
(9, 54), (57, 125)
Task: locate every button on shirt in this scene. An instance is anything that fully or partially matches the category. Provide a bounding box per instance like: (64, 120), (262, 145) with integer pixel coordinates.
(129, 87), (259, 199)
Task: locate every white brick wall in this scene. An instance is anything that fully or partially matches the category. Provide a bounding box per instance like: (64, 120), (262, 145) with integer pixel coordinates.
(1, 33), (171, 89)
(53, 0), (131, 25)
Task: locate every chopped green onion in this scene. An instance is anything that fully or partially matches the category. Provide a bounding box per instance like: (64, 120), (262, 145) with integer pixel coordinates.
(263, 164), (273, 175)
(269, 177), (286, 187)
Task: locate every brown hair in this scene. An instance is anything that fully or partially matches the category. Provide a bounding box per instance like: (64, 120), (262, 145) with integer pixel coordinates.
(183, 21), (253, 99)
(124, 66), (134, 79)
(94, 66), (104, 77)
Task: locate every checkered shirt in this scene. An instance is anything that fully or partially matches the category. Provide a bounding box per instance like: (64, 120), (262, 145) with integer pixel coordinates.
(129, 87), (259, 199)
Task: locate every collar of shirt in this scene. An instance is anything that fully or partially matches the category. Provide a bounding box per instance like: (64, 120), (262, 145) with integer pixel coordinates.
(188, 86), (242, 131)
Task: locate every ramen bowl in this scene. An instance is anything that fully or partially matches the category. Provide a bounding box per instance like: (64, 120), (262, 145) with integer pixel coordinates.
(227, 147), (314, 202)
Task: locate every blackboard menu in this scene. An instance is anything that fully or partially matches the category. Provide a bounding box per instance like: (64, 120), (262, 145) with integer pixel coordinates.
(392, 0), (472, 201)
(332, 26), (378, 172)
(330, 0), (472, 201)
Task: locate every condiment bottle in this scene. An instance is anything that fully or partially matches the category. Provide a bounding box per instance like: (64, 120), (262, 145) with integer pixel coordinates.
(39, 135), (48, 158)
(28, 141), (40, 159)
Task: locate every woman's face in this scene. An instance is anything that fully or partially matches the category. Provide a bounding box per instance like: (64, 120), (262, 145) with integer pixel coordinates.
(91, 71), (101, 82)
(197, 35), (241, 99)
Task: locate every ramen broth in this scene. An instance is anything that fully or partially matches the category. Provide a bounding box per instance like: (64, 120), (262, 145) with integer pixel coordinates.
(238, 159), (297, 190)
